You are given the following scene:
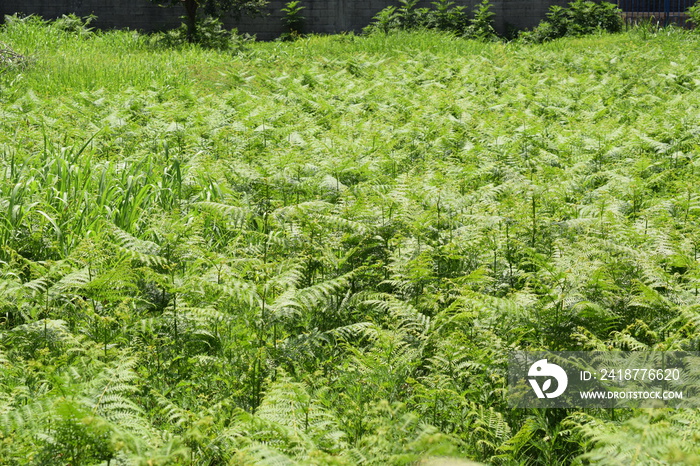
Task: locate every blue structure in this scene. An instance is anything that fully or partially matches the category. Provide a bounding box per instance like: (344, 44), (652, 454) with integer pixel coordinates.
(616, 0), (696, 26)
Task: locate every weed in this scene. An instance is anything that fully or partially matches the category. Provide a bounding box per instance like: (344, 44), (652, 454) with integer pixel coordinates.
(364, 0), (495, 40)
(520, 0), (623, 43)
(52, 13), (97, 37)
(464, 0), (497, 40)
(280, 1), (306, 41)
(152, 15), (252, 50)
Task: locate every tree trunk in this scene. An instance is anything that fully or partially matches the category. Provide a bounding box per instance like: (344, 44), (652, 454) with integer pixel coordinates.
(184, 0), (198, 42)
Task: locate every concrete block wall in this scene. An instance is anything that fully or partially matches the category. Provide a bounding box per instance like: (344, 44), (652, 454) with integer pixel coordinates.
(1, 0), (576, 40)
(1, 0), (183, 31)
(234, 0), (574, 37)
(495, 0), (573, 32)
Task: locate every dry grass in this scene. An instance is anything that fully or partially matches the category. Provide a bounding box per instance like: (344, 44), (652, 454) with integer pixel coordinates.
(0, 41), (28, 69)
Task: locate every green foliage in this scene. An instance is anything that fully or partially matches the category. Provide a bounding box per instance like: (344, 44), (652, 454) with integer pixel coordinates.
(572, 410), (700, 464)
(151, 0), (269, 19)
(520, 0), (623, 43)
(464, 0), (497, 40)
(364, 0), (495, 40)
(0, 41), (28, 71)
(363, 6), (401, 34)
(280, 1), (306, 41)
(52, 13), (96, 37)
(150, 0), (268, 43)
(153, 15), (252, 50)
(1, 15), (700, 466)
(688, 0), (700, 28)
(396, 0), (425, 30)
(428, 0), (468, 33)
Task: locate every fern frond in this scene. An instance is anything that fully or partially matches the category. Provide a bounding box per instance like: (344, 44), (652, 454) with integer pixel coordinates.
(294, 271), (354, 311)
(108, 224), (169, 267)
(327, 321), (379, 344)
(193, 201), (250, 228)
(48, 267), (92, 297)
(364, 293), (432, 338)
(152, 389), (193, 428)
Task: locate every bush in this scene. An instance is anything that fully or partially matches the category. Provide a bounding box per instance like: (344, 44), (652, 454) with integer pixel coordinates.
(464, 0), (497, 40)
(689, 1), (700, 28)
(280, 1), (306, 41)
(520, 0), (623, 43)
(396, 0), (425, 30)
(364, 0), (495, 40)
(52, 13), (96, 37)
(364, 6), (401, 34)
(421, 0), (469, 35)
(153, 15), (252, 50)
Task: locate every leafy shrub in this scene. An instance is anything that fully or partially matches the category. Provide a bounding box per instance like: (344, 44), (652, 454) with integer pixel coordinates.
(52, 13), (96, 37)
(364, 0), (495, 40)
(425, 0), (468, 34)
(689, 0), (700, 28)
(396, 0), (425, 30)
(280, 1), (306, 41)
(519, 18), (555, 43)
(363, 1), (427, 33)
(520, 0), (623, 43)
(566, 0), (622, 34)
(464, 0), (497, 40)
(153, 15), (252, 50)
(364, 6), (401, 34)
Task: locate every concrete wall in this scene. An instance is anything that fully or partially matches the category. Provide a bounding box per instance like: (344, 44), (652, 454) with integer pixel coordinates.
(1, 0), (573, 40)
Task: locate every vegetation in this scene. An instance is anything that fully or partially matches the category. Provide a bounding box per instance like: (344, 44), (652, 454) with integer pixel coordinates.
(0, 41), (28, 70)
(519, 0), (623, 43)
(1, 12), (700, 465)
(149, 0), (268, 42)
(689, 0), (700, 28)
(152, 15), (253, 50)
(364, 0), (497, 40)
(280, 1), (306, 41)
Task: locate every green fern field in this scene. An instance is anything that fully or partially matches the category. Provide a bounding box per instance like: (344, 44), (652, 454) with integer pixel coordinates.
(2, 15), (700, 465)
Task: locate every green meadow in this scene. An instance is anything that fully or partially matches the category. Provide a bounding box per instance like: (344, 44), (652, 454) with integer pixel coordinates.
(1, 15), (700, 464)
